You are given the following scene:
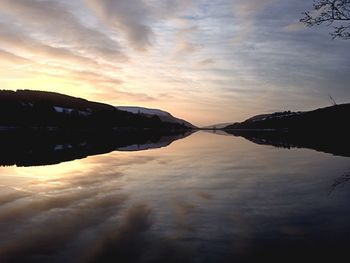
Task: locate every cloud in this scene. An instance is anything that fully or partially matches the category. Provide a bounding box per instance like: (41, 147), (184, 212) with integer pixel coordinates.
(170, 25), (201, 60)
(0, 0), (126, 62)
(24, 65), (124, 88)
(91, 88), (156, 104)
(198, 58), (216, 66)
(159, 0), (193, 15)
(0, 21), (107, 69)
(231, 0), (277, 43)
(283, 23), (306, 32)
(0, 49), (30, 65)
(86, 0), (194, 51)
(173, 41), (201, 58)
(232, 0), (277, 18)
(86, 0), (154, 51)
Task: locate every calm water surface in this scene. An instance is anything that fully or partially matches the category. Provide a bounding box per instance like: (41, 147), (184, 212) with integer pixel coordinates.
(1, 131), (350, 262)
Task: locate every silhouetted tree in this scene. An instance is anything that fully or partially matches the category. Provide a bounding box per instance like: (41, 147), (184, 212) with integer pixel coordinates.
(301, 0), (350, 39)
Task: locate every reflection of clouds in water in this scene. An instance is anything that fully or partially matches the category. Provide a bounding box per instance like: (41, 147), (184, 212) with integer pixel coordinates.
(1, 132), (350, 262)
(85, 204), (196, 263)
(0, 158), (129, 262)
(173, 200), (198, 233)
(84, 204), (154, 262)
(196, 192), (213, 200)
(88, 154), (157, 167)
(0, 188), (31, 206)
(0, 168), (125, 221)
(0, 194), (128, 262)
(0, 150), (198, 262)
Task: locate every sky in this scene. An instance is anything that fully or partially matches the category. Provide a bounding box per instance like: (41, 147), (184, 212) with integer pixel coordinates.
(0, 0), (349, 126)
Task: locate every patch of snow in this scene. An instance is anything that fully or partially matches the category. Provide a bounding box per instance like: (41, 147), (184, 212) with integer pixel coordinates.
(78, 110), (90, 116)
(54, 106), (73, 114)
(54, 106), (64, 113)
(0, 126), (18, 131)
(117, 144), (140, 151)
(54, 145), (64, 151)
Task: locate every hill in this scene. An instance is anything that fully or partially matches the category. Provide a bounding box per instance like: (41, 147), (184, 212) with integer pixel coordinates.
(117, 106), (196, 128)
(224, 103), (350, 133)
(0, 90), (195, 131)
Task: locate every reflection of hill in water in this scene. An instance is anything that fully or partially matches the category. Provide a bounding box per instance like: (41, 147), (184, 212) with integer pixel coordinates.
(0, 131), (193, 167)
(225, 130), (350, 158)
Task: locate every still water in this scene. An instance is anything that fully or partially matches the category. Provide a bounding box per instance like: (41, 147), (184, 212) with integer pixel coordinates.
(0, 131), (350, 262)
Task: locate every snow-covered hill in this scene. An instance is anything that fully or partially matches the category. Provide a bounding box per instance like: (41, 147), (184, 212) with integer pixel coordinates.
(116, 106), (196, 128)
(116, 106), (170, 117)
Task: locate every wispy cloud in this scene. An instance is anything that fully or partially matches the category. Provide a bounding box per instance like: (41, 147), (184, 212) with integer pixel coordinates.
(0, 49), (30, 65)
(86, 0), (154, 51)
(0, 0), (125, 61)
(198, 58), (216, 67)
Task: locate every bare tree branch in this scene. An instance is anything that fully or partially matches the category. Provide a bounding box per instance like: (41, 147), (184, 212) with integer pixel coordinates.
(328, 94), (337, 105)
(300, 0), (350, 39)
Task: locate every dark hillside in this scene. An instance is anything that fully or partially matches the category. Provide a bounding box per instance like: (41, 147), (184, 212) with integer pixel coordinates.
(224, 104), (350, 133)
(0, 90), (194, 131)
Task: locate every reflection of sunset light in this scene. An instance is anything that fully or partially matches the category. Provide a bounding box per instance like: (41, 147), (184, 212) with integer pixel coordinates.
(0, 132), (349, 261)
(1, 159), (88, 180)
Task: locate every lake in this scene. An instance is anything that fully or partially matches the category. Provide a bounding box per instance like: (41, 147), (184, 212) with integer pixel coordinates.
(0, 131), (350, 262)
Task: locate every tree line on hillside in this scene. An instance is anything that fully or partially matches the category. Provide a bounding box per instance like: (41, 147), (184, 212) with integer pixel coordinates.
(0, 90), (190, 131)
(224, 103), (350, 133)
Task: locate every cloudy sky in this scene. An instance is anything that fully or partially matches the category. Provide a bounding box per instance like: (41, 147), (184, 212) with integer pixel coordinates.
(0, 0), (349, 126)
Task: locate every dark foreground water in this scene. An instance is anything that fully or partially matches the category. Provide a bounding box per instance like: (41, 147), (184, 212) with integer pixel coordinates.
(0, 131), (350, 262)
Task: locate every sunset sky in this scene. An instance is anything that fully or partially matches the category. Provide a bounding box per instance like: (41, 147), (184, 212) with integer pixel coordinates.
(0, 0), (349, 126)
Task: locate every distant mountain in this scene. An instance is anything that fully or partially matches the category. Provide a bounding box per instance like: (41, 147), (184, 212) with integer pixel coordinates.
(117, 106), (196, 128)
(223, 103), (350, 133)
(0, 90), (195, 131)
(202, 123), (233, 129)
